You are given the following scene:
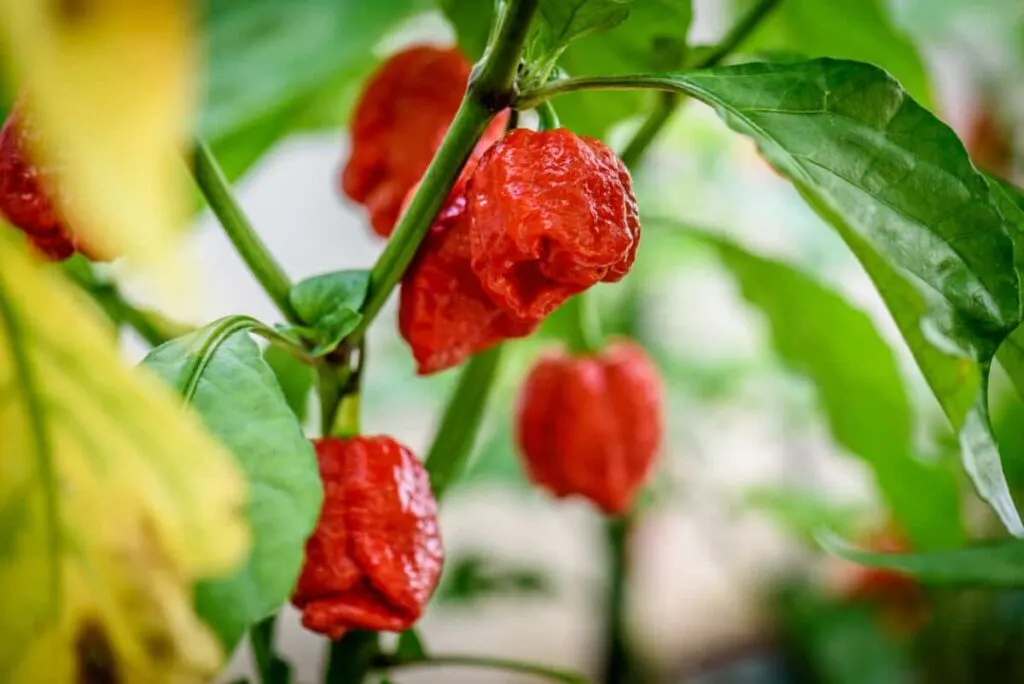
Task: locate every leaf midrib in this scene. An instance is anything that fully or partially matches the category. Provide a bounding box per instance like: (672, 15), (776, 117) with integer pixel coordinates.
(0, 267), (61, 607)
(674, 71), (1016, 333)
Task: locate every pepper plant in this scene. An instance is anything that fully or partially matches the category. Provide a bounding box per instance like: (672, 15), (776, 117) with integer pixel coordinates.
(0, 1), (1023, 683)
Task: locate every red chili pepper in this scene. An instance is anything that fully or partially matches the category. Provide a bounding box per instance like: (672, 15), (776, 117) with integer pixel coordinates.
(0, 107), (79, 260)
(292, 436), (444, 638)
(399, 175), (540, 374)
(965, 103), (1012, 178)
(516, 341), (662, 514)
(341, 45), (507, 238)
(467, 128), (640, 319)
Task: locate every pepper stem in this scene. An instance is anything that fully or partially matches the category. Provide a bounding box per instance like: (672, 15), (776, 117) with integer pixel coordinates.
(564, 289), (604, 355)
(536, 100), (561, 131)
(191, 140), (301, 326)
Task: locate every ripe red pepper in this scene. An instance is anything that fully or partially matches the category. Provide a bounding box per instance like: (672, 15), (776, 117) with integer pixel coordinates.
(965, 103), (1012, 178)
(341, 45), (507, 238)
(399, 176), (540, 375)
(836, 527), (918, 601)
(467, 128), (640, 319)
(0, 107), (79, 260)
(292, 436), (443, 638)
(516, 341), (662, 514)
(827, 524), (927, 636)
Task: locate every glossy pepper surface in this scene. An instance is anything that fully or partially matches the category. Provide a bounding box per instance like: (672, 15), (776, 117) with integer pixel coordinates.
(399, 176), (540, 375)
(0, 108), (79, 260)
(468, 128), (640, 319)
(292, 437), (443, 638)
(516, 341), (662, 514)
(341, 45), (507, 237)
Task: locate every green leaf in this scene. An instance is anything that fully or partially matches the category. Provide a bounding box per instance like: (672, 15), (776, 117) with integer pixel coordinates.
(735, 0), (933, 107)
(823, 533), (1024, 587)
(263, 344), (314, 423)
(0, 233), (248, 683)
(287, 270), (370, 356)
(992, 178), (1024, 401)
(201, 0), (428, 176)
(530, 0), (632, 60)
(425, 345), (506, 500)
(143, 319), (323, 650)
(652, 58), (1022, 533)
(687, 231), (962, 549)
(250, 613), (293, 684)
(459, 410), (532, 489)
(436, 553), (552, 604)
(552, 0), (693, 137)
(439, 0), (494, 60)
(395, 629), (428, 662)
(773, 583), (915, 684)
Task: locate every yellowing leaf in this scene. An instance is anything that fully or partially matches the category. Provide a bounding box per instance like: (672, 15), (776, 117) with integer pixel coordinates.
(0, 232), (247, 683)
(0, 0), (194, 303)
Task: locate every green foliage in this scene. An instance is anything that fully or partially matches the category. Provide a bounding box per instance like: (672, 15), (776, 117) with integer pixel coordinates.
(526, 0), (631, 75)
(687, 231), (963, 549)
(735, 0), (933, 106)
(200, 0), (430, 178)
(553, 0), (692, 136)
(395, 629), (428, 661)
(992, 178), (1024, 401)
(439, 0), (494, 59)
(444, 0), (693, 137)
(436, 553), (552, 604)
(263, 344), (314, 423)
(655, 58), (1022, 534)
(774, 583), (915, 684)
(286, 270), (370, 356)
(823, 534), (1024, 587)
(249, 614), (293, 684)
(143, 322), (322, 649)
(425, 345), (507, 500)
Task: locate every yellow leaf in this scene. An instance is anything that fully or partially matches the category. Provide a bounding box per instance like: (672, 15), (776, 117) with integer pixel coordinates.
(0, 232), (248, 683)
(0, 0), (194, 306)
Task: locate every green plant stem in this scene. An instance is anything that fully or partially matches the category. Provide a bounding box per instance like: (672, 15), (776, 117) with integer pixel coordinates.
(353, 0), (540, 339)
(472, 0), (542, 104)
(536, 100), (561, 131)
(375, 653), (587, 684)
(353, 98), (492, 336)
(192, 140), (301, 325)
(621, 0), (780, 166)
(425, 344), (505, 501)
(250, 613), (290, 684)
(695, 0), (781, 69)
(594, 6), (784, 683)
(516, 0), (782, 114)
(325, 631), (380, 684)
(618, 93), (677, 169)
(564, 291), (603, 355)
(63, 261), (191, 347)
(602, 514), (634, 684)
(318, 341), (365, 437)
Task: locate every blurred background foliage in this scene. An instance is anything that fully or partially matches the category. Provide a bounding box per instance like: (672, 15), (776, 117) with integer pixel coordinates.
(185, 0), (1024, 681)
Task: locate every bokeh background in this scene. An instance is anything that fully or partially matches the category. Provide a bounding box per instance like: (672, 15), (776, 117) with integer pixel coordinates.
(108, 1), (1024, 681)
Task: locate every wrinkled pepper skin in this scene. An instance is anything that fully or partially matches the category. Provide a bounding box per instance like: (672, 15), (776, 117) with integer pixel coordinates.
(516, 341), (662, 514)
(292, 437), (443, 638)
(399, 177), (540, 375)
(341, 45), (507, 237)
(468, 128), (640, 319)
(0, 108), (78, 260)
